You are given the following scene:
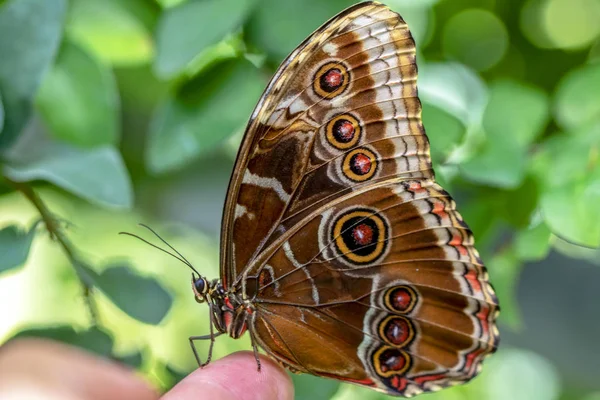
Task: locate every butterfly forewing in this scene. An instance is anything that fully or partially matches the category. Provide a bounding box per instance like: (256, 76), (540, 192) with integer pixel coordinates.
(221, 2), (432, 287)
(219, 1), (499, 397)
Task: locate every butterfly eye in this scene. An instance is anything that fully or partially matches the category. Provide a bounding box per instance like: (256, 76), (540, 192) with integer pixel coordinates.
(194, 278), (206, 293)
(192, 277), (208, 302)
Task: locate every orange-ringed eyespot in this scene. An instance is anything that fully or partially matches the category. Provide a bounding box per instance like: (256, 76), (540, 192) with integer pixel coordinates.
(373, 347), (411, 377)
(326, 114), (361, 149)
(384, 285), (418, 314)
(378, 316), (415, 347)
(314, 62), (350, 98)
(332, 209), (388, 265)
(342, 148), (378, 182)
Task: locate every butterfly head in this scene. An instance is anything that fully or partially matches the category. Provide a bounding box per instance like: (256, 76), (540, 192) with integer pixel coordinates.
(191, 275), (209, 302)
(191, 275), (226, 304)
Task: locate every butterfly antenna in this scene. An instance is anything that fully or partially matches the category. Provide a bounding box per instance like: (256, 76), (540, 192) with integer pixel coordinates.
(137, 223), (197, 269)
(119, 230), (202, 277)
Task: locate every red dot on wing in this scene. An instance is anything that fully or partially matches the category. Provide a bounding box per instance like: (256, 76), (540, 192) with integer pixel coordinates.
(384, 318), (411, 346)
(352, 153), (372, 174)
(352, 223), (374, 245)
(338, 121), (354, 140)
(324, 69), (343, 87)
(390, 287), (413, 311)
(379, 349), (407, 373)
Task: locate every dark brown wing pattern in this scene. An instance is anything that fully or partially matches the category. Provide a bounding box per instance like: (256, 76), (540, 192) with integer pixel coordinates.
(220, 2), (499, 397)
(248, 179), (498, 396)
(220, 2), (432, 287)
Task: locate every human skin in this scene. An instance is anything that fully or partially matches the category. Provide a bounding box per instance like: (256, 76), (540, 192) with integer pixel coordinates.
(0, 338), (293, 400)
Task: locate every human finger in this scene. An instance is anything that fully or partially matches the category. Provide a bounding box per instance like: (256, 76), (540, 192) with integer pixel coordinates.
(0, 338), (158, 400)
(162, 351), (293, 400)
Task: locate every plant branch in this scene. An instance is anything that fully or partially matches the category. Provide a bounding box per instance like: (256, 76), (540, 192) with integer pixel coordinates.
(5, 178), (99, 325)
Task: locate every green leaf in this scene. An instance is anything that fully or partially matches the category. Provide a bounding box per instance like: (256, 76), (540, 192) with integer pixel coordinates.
(583, 394), (600, 400)
(329, 384), (386, 400)
(147, 59), (265, 173)
(293, 373), (340, 400)
(0, 177), (10, 196)
(157, 0), (185, 7)
(114, 64), (169, 111)
(555, 62), (600, 131)
(487, 249), (522, 329)
(498, 176), (540, 229)
(483, 80), (549, 148)
(540, 171), (600, 248)
(460, 132), (527, 188)
(246, 0), (355, 63)
(515, 221), (552, 261)
(422, 103), (465, 164)
(183, 33), (247, 79)
(553, 236), (600, 266)
(0, 223), (37, 273)
(165, 364), (188, 387)
(89, 264), (173, 325)
(442, 9), (509, 71)
(0, 92), (4, 132)
(12, 326), (114, 357)
(459, 193), (502, 260)
(533, 124), (600, 247)
(36, 41), (120, 147)
(115, 350), (144, 369)
(460, 80), (549, 189)
(531, 133), (593, 189)
(391, 0), (442, 5)
(480, 349), (561, 400)
(3, 145), (133, 209)
(66, 0), (158, 66)
(0, 0), (66, 148)
(419, 62), (488, 128)
(155, 0), (256, 78)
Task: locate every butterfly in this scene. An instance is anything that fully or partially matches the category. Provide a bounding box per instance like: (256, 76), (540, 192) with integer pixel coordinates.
(128, 1), (499, 397)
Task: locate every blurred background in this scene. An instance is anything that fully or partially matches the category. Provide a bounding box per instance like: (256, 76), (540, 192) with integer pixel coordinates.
(1, 0), (599, 398)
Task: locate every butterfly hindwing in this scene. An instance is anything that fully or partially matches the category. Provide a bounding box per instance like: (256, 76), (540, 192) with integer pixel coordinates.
(247, 180), (498, 396)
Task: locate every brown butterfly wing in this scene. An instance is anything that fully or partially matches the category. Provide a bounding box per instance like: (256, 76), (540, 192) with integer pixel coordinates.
(220, 2), (499, 396)
(248, 180), (498, 396)
(220, 2), (432, 287)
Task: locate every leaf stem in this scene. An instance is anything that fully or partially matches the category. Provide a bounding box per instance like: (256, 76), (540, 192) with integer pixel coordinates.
(5, 178), (99, 325)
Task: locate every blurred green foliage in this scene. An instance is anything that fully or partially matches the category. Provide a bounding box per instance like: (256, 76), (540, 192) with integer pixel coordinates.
(1, 0), (600, 398)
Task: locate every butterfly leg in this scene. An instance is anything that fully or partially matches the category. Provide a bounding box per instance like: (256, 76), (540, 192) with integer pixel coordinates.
(189, 335), (206, 367)
(189, 331), (223, 368)
(190, 303), (222, 367)
(249, 331), (262, 372)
